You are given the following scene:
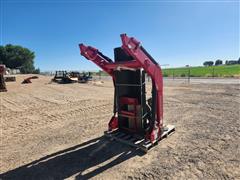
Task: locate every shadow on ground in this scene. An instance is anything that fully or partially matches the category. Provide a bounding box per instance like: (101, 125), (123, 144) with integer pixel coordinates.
(1, 136), (144, 180)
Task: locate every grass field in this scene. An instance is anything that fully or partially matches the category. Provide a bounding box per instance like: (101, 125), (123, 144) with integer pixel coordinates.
(162, 64), (240, 77)
(94, 64), (240, 78)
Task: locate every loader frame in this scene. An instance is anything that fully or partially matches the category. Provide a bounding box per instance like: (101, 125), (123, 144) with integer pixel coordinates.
(79, 34), (174, 151)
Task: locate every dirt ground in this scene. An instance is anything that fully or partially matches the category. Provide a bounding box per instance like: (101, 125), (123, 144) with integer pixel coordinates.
(0, 75), (239, 180)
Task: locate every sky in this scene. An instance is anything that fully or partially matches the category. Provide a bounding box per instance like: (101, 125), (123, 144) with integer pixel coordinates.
(0, 0), (239, 71)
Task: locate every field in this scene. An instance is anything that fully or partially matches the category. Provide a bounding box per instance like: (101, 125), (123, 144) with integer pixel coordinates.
(1, 75), (240, 179)
(163, 64), (240, 77)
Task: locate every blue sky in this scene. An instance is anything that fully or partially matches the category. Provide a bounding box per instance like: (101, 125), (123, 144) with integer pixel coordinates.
(1, 0), (239, 71)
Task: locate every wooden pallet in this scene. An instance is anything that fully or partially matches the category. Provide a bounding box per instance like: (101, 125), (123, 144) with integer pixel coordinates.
(104, 124), (175, 152)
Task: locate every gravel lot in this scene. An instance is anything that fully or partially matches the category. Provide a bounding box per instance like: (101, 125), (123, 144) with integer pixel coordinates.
(1, 75), (239, 179)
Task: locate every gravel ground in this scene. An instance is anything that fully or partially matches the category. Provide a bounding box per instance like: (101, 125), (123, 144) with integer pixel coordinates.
(1, 75), (239, 179)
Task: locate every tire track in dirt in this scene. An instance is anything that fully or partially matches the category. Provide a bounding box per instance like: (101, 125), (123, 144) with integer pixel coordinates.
(2, 99), (113, 144)
(2, 77), (240, 179)
(129, 84), (240, 180)
(1, 97), (114, 172)
(1, 111), (114, 173)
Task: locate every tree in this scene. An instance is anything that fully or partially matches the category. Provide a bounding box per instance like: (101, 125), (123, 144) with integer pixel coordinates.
(203, 61), (214, 66)
(0, 46), (6, 64)
(0, 44), (38, 73)
(215, 59), (223, 66)
(226, 60), (238, 65)
(33, 68), (40, 74)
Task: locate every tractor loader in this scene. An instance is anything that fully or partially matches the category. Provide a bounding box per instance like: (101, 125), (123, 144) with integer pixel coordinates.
(79, 34), (175, 152)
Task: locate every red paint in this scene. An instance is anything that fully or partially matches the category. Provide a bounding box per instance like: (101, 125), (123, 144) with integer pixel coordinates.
(108, 116), (118, 131)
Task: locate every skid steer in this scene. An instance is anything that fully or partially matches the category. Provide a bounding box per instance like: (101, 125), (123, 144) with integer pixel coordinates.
(79, 34), (175, 152)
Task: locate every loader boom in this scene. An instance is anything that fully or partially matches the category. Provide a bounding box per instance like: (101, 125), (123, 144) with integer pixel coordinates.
(79, 34), (174, 151)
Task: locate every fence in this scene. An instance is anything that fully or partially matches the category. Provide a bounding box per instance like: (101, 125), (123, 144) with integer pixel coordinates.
(92, 65), (240, 83)
(162, 65), (240, 79)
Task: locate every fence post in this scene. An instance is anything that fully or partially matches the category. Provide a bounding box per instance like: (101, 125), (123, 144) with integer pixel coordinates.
(212, 66), (215, 78)
(188, 67), (190, 84)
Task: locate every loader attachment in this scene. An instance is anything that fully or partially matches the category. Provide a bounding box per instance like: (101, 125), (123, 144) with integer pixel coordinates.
(79, 34), (175, 152)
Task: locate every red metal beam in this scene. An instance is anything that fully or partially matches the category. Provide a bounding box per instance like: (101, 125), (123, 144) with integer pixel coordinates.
(79, 44), (114, 76)
(120, 34), (163, 141)
(104, 60), (141, 70)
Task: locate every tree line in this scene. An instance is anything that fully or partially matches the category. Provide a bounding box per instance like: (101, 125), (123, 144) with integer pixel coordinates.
(203, 58), (240, 66)
(1, 44), (239, 73)
(0, 44), (40, 74)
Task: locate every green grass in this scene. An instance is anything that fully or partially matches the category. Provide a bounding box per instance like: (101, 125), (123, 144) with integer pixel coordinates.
(162, 65), (240, 78)
(92, 64), (240, 78)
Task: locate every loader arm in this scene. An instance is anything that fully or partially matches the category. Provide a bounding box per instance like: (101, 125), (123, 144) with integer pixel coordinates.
(120, 34), (163, 141)
(79, 44), (114, 76)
